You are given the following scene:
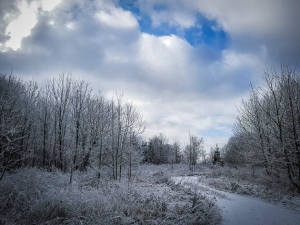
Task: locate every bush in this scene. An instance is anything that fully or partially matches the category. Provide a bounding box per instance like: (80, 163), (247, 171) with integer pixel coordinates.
(0, 167), (221, 225)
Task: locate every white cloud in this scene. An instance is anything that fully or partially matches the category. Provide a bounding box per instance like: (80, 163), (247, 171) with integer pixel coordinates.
(5, 0), (38, 50)
(138, 0), (196, 28)
(4, 0), (62, 50)
(96, 6), (138, 29)
(41, 0), (61, 12)
(137, 33), (194, 88)
(190, 0), (280, 35)
(151, 9), (195, 28)
(0, 0), (298, 152)
(216, 49), (267, 77)
(138, 0), (300, 61)
(200, 0), (300, 60)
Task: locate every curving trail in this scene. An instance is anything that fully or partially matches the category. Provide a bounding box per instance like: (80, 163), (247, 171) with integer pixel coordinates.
(172, 176), (300, 225)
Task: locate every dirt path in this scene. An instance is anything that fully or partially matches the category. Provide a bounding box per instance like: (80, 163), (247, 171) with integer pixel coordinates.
(172, 176), (300, 225)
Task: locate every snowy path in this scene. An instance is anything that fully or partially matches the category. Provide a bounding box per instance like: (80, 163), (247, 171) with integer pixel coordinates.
(172, 176), (300, 225)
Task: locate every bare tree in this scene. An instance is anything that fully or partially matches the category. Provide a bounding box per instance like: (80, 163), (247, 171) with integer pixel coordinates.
(171, 140), (182, 166)
(36, 83), (54, 169)
(230, 63), (300, 192)
(0, 74), (38, 179)
(91, 96), (110, 187)
(119, 101), (145, 180)
(107, 94), (145, 180)
(0, 73), (147, 184)
(69, 79), (91, 184)
(185, 133), (204, 171)
(49, 74), (72, 171)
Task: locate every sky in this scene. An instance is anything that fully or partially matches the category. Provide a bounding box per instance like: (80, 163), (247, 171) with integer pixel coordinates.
(0, 0), (299, 151)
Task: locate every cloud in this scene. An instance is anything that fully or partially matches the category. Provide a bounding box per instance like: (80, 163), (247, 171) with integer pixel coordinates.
(40, 0), (62, 12)
(194, 0), (300, 61)
(0, 0), (298, 151)
(95, 5), (138, 29)
(137, 0), (196, 28)
(0, 0), (20, 45)
(137, 0), (300, 62)
(5, 0), (38, 50)
(137, 95), (239, 150)
(1, 0), (62, 50)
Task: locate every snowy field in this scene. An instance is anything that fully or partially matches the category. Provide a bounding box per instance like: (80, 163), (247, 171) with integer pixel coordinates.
(172, 176), (300, 225)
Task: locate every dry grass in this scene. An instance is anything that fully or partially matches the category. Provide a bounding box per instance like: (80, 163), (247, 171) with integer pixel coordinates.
(0, 166), (221, 225)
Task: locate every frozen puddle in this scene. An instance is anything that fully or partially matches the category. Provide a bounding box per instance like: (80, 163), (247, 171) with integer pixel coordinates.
(172, 176), (300, 225)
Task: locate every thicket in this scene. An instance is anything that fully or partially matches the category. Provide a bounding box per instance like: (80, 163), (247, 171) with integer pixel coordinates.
(0, 73), (206, 182)
(223, 63), (300, 193)
(0, 167), (221, 225)
(0, 73), (145, 183)
(143, 133), (205, 172)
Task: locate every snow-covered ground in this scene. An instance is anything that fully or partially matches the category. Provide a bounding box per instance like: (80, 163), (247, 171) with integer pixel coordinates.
(172, 176), (300, 225)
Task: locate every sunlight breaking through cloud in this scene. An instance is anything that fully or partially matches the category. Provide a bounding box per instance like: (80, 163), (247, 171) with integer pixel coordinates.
(4, 0), (61, 50)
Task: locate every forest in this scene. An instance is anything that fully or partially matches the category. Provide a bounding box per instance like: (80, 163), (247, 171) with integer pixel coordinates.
(1, 63), (300, 224)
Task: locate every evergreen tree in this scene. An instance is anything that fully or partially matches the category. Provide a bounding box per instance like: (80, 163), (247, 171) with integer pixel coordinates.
(213, 144), (221, 165)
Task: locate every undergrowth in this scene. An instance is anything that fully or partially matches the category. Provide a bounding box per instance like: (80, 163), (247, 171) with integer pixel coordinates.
(0, 166), (221, 225)
(200, 165), (300, 211)
(204, 166), (299, 195)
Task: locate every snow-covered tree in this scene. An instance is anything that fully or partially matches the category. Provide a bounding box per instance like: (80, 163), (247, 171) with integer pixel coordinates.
(184, 133), (204, 171)
(0, 73), (146, 182)
(229, 63), (300, 192)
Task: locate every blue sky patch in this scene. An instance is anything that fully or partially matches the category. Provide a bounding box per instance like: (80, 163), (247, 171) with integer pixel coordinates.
(118, 1), (228, 50)
(185, 14), (228, 50)
(118, 0), (178, 36)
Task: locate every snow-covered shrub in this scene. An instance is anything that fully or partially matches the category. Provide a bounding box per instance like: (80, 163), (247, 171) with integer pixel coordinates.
(168, 181), (222, 225)
(202, 165), (300, 206)
(0, 167), (221, 225)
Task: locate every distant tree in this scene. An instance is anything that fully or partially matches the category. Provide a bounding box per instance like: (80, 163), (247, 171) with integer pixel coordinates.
(212, 144), (221, 165)
(143, 134), (183, 165)
(172, 140), (182, 164)
(184, 133), (204, 171)
(143, 141), (154, 163)
(147, 133), (169, 164)
(222, 136), (246, 167)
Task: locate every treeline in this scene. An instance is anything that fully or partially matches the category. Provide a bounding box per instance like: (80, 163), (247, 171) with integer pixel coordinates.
(0, 73), (145, 182)
(0, 73), (207, 182)
(223, 64), (300, 192)
(143, 133), (205, 171)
